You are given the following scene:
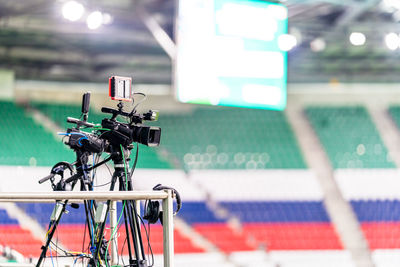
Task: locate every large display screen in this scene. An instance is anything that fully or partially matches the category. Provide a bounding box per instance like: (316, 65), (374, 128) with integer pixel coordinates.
(175, 0), (288, 110)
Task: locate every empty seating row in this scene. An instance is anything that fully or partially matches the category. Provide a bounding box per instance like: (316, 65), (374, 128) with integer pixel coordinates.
(0, 209), (42, 258)
(220, 201), (330, 223)
(0, 101), (74, 165)
(243, 223), (342, 250)
(156, 107), (306, 169)
(351, 200), (400, 222)
(306, 106), (393, 169)
(334, 169), (400, 250)
(194, 223), (256, 253)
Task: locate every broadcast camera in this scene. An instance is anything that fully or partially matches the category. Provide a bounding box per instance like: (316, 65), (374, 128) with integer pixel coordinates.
(37, 76), (166, 267)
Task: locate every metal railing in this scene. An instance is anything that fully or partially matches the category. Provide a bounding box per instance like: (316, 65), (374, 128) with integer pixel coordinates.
(0, 190), (175, 267)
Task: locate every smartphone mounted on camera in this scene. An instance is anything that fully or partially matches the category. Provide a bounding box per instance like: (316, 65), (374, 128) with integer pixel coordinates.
(109, 76), (132, 101)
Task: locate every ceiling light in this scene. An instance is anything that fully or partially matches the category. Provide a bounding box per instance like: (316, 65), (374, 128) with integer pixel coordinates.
(349, 32), (366, 46)
(383, 0), (400, 10)
(268, 5), (288, 20)
(102, 13), (113, 25)
(385, 32), (400, 50)
(278, 34), (297, 51)
(62, 1), (85, 22)
(87, 11), (103, 30)
(310, 38), (326, 52)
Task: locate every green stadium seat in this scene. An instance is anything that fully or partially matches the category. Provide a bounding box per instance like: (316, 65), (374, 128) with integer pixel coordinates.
(388, 106), (400, 134)
(154, 107), (306, 170)
(306, 106), (394, 169)
(0, 101), (74, 166)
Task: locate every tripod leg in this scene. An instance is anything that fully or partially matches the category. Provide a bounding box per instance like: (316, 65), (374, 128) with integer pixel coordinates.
(119, 175), (146, 266)
(125, 174), (146, 260)
(125, 200), (146, 261)
(84, 200), (95, 246)
(36, 200), (68, 267)
(91, 173), (119, 266)
(78, 168), (100, 255)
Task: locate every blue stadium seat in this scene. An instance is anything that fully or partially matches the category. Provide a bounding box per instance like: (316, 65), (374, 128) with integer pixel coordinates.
(220, 201), (331, 223)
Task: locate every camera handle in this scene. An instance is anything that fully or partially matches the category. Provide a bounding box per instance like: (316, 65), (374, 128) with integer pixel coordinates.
(101, 107), (131, 120)
(102, 106), (158, 125)
(67, 117), (95, 128)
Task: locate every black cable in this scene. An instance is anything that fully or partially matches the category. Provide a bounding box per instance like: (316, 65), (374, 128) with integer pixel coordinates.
(92, 153), (101, 184)
(138, 215), (154, 267)
(92, 158), (113, 187)
(91, 157), (113, 188)
(104, 161), (113, 177)
(129, 143), (139, 178)
(148, 223), (153, 267)
(131, 92), (147, 113)
(55, 228), (59, 267)
(82, 219), (87, 257)
(120, 236), (127, 267)
(49, 240), (68, 256)
(92, 181), (112, 188)
(86, 156), (112, 171)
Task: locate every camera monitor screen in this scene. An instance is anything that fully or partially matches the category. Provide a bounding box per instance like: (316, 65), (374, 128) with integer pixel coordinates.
(109, 76), (132, 102)
(175, 0), (288, 110)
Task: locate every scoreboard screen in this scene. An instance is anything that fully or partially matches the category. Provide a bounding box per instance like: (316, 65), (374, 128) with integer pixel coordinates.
(175, 0), (288, 110)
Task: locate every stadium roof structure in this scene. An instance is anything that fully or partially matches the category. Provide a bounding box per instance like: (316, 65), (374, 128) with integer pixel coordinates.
(0, 0), (399, 84)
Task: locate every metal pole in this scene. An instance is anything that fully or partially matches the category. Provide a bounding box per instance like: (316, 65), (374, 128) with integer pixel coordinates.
(162, 190), (174, 267)
(0, 191), (175, 266)
(0, 191), (168, 202)
(134, 199), (142, 260)
(110, 201), (118, 266)
(136, 4), (176, 59)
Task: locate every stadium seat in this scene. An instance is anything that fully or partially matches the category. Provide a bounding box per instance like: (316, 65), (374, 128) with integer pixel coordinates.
(0, 209), (43, 257)
(193, 223), (257, 253)
(155, 107), (306, 169)
(0, 101), (75, 165)
(243, 223), (342, 250)
(306, 106), (393, 168)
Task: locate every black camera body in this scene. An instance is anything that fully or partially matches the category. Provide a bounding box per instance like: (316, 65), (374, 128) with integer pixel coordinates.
(66, 128), (104, 153)
(100, 117), (161, 148)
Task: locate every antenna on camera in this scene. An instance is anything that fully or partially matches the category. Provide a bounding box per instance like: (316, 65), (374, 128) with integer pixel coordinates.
(81, 92), (91, 122)
(67, 92), (94, 128)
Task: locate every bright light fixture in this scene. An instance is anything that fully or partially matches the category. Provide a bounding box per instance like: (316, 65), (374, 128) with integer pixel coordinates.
(102, 13), (113, 25)
(62, 1), (85, 22)
(385, 32), (400, 50)
(87, 11), (103, 30)
(268, 4), (288, 20)
(349, 32), (366, 46)
(310, 38), (326, 52)
(383, 0), (400, 10)
(278, 34), (297, 51)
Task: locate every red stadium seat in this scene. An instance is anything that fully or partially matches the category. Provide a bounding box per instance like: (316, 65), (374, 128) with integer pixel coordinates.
(242, 223), (343, 250)
(0, 225), (43, 257)
(194, 223), (257, 253)
(361, 222), (400, 249)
